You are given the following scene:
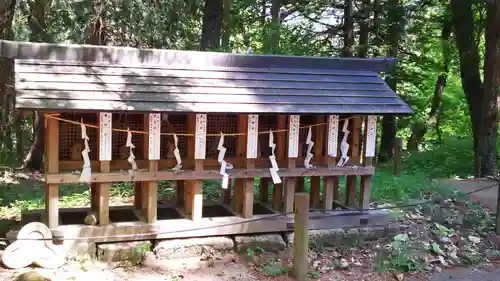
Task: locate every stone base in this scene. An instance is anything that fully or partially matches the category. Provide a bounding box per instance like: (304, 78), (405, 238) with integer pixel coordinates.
(97, 241), (152, 265)
(234, 234), (286, 253)
(154, 236), (234, 260)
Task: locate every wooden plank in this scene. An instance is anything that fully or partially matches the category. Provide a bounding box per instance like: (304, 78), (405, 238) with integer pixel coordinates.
(44, 112), (59, 229)
(16, 65), (385, 83)
(31, 208), (391, 243)
(46, 166), (376, 184)
(293, 193), (309, 281)
(16, 98), (412, 115)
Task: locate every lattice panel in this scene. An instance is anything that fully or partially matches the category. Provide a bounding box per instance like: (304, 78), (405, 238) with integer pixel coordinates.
(160, 114), (188, 159)
(206, 114), (237, 158)
(258, 115), (277, 157)
(112, 114), (144, 160)
(59, 113), (98, 161)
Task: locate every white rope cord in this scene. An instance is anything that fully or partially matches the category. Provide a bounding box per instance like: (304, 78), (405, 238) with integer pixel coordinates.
(268, 129), (281, 184)
(337, 119), (350, 167)
(217, 133), (233, 189)
(172, 134), (182, 170)
(126, 127), (138, 178)
(79, 119), (92, 183)
(304, 126), (314, 169)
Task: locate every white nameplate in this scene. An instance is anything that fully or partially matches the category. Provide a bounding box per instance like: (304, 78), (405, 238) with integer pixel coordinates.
(365, 115), (378, 157)
(327, 115), (339, 157)
(247, 115), (259, 158)
(148, 113), (161, 160)
(99, 112), (112, 161)
(288, 115), (300, 158)
(195, 114), (207, 159)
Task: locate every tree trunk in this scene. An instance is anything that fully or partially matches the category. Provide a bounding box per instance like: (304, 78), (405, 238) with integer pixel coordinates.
(201, 0), (223, 50)
(342, 0), (354, 57)
(407, 13), (452, 150)
(378, 0), (403, 162)
(22, 0), (50, 170)
(357, 0), (371, 58)
(221, 0), (231, 49)
(451, 0), (487, 177)
(479, 0), (500, 177)
(268, 0), (281, 53)
(0, 0), (16, 154)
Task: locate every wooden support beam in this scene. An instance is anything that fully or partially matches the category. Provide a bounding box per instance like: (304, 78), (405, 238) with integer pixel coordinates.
(184, 114), (205, 221)
(44, 112), (59, 229)
(323, 115), (340, 210)
(293, 193), (309, 281)
(93, 112), (112, 225)
(310, 116), (324, 208)
(224, 179), (232, 204)
(284, 115), (300, 213)
(272, 115), (286, 211)
(359, 116), (377, 210)
(345, 116), (362, 207)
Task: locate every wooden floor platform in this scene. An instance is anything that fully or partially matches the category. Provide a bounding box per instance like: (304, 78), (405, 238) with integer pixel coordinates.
(19, 203), (392, 243)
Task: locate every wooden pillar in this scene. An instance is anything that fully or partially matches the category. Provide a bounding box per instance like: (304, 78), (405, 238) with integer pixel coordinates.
(44, 113), (59, 229)
(359, 116), (377, 210)
(242, 114), (259, 217)
(185, 113), (205, 221)
(260, 178), (270, 203)
(293, 193), (310, 281)
(93, 112), (112, 225)
(310, 116), (324, 208)
(284, 115), (300, 213)
(323, 115), (340, 210)
(345, 116), (362, 207)
(142, 113), (160, 223)
(272, 115), (286, 211)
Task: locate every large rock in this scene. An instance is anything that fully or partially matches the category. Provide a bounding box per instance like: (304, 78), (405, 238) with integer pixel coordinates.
(154, 236), (234, 260)
(97, 241), (152, 264)
(234, 234), (286, 253)
(285, 226), (388, 248)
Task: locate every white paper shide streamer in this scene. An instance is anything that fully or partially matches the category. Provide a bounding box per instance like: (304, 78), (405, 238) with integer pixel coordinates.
(79, 119), (92, 183)
(268, 130), (282, 184)
(172, 134), (182, 170)
(304, 126), (315, 169)
(337, 119), (350, 167)
(217, 133), (233, 189)
(126, 127), (138, 178)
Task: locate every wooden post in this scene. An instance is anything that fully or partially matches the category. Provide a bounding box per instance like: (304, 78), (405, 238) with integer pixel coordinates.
(94, 112), (112, 225)
(310, 116), (324, 208)
(143, 113), (160, 223)
(44, 113), (59, 229)
(185, 113), (205, 221)
(359, 116), (377, 210)
(233, 115), (247, 213)
(272, 115), (286, 211)
(345, 116), (362, 207)
(284, 115), (300, 213)
(260, 178), (270, 202)
(323, 115), (339, 210)
(393, 137), (402, 176)
(293, 192), (309, 281)
(496, 179), (500, 234)
(224, 179), (232, 204)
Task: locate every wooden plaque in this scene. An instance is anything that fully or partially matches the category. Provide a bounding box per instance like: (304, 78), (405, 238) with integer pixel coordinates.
(148, 113), (161, 160)
(288, 115), (300, 158)
(99, 112), (112, 161)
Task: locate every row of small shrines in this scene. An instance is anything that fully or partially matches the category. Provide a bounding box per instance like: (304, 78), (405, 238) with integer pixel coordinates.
(52, 113), (378, 189)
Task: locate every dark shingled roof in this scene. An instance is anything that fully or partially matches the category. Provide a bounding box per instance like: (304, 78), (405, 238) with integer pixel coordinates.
(1, 40), (413, 115)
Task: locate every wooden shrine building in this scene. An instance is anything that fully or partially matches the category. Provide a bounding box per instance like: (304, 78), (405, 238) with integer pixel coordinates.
(0, 40), (412, 243)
